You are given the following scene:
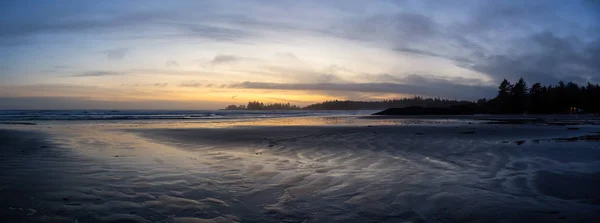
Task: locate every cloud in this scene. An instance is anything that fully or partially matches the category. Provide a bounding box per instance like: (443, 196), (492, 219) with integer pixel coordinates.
(2, 0), (599, 104)
(66, 69), (219, 78)
(165, 60), (179, 67)
(179, 81), (204, 87)
(395, 47), (462, 62)
(210, 54), (243, 65)
(275, 52), (299, 60)
(464, 33), (600, 84)
(0, 6), (257, 46)
(230, 74), (496, 100)
(70, 71), (122, 77)
(260, 66), (346, 83)
(326, 1), (599, 85)
(0, 11), (170, 38)
(324, 65), (353, 74)
(185, 24), (253, 41)
(105, 48), (129, 60)
(331, 12), (439, 43)
(123, 83), (168, 87)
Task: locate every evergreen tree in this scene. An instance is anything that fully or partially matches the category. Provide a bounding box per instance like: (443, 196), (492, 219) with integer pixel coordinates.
(511, 78), (528, 113)
(497, 79), (513, 113)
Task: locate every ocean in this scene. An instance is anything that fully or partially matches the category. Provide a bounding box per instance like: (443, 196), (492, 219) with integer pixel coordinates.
(0, 110), (374, 121)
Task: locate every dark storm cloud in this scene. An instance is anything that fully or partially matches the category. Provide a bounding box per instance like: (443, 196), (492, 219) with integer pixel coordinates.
(465, 33), (600, 84)
(332, 0), (600, 85)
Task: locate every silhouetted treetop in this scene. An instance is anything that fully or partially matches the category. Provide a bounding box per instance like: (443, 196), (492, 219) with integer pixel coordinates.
(483, 78), (599, 114)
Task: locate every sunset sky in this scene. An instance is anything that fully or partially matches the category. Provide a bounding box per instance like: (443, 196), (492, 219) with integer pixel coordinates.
(1, 0), (599, 109)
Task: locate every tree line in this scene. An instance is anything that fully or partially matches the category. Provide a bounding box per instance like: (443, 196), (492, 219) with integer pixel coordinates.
(480, 78), (600, 114)
(302, 97), (473, 110)
(225, 101), (301, 110)
(224, 78), (600, 114)
(224, 97), (473, 111)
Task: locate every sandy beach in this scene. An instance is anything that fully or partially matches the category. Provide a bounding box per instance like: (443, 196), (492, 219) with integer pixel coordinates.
(1, 115), (600, 222)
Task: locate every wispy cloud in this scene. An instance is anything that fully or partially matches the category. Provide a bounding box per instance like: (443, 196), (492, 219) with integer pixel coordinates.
(69, 71), (122, 77)
(105, 48), (129, 60)
(184, 24), (254, 41)
(275, 52), (300, 61)
(165, 60), (179, 67)
(210, 54), (243, 65)
(122, 83), (168, 87)
(180, 81), (204, 87)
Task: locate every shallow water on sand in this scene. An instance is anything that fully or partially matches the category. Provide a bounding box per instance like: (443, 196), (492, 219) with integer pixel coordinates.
(1, 116), (600, 222)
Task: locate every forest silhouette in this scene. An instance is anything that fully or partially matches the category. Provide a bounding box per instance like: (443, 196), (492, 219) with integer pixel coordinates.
(225, 78), (600, 114)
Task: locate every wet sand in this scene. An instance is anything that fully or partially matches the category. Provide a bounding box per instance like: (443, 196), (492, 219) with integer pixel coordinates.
(1, 116), (600, 222)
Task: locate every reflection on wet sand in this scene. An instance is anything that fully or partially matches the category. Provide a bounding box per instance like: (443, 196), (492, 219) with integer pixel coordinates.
(1, 116), (600, 222)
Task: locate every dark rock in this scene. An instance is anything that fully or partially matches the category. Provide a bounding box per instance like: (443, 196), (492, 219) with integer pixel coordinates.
(515, 140), (526, 145)
(567, 127), (580, 130)
(460, 131), (475, 134)
(415, 133), (424, 135)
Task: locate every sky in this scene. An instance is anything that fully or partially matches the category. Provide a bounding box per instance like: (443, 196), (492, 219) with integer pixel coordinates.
(0, 0), (599, 109)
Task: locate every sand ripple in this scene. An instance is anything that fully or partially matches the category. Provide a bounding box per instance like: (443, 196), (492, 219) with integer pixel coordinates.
(2, 120), (600, 222)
